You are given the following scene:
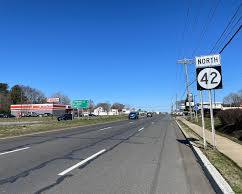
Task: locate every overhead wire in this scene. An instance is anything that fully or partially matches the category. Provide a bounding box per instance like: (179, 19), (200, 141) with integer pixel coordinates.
(219, 23), (242, 54)
(191, 0), (221, 57)
(210, 2), (242, 53)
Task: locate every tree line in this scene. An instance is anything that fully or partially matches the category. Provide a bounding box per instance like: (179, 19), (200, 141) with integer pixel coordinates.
(223, 89), (242, 107)
(0, 82), (129, 114)
(0, 82), (70, 113)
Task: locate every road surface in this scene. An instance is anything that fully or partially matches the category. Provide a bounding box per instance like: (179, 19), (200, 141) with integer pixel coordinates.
(0, 115), (215, 194)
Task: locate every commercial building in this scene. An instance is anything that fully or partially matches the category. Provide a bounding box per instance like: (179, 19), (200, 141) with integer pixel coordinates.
(10, 104), (70, 116)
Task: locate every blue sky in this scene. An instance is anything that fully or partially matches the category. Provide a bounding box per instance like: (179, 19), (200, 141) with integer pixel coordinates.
(0, 0), (241, 111)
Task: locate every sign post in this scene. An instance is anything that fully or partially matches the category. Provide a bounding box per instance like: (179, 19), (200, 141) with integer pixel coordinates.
(193, 104), (198, 123)
(195, 54), (222, 148)
(199, 90), (207, 149)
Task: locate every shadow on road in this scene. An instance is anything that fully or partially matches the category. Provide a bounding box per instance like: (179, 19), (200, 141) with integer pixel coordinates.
(176, 138), (199, 146)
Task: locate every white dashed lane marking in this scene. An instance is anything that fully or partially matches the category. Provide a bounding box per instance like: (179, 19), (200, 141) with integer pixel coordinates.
(99, 127), (112, 131)
(58, 149), (106, 176)
(0, 147), (30, 156)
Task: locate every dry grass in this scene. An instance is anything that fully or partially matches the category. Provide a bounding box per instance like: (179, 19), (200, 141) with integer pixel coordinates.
(0, 115), (127, 138)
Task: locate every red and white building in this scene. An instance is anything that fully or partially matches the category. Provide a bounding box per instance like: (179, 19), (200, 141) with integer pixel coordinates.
(10, 104), (70, 116)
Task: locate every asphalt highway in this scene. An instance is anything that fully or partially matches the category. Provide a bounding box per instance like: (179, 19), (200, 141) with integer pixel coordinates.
(0, 115), (215, 194)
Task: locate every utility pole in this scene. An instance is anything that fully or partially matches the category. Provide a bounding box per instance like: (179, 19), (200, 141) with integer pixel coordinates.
(177, 58), (194, 120)
(176, 93), (178, 112)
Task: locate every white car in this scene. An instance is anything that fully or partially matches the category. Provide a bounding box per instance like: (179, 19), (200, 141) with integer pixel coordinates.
(82, 112), (89, 117)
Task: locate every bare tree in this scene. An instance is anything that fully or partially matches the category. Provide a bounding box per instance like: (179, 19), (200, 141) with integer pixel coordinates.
(20, 85), (46, 104)
(223, 92), (242, 107)
(89, 99), (95, 113)
(51, 92), (70, 104)
(111, 103), (125, 112)
(96, 102), (111, 112)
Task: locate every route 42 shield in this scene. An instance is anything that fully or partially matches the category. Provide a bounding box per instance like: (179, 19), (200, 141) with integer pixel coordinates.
(196, 66), (222, 90)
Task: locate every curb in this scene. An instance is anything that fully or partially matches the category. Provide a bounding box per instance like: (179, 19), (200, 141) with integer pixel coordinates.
(175, 119), (235, 194)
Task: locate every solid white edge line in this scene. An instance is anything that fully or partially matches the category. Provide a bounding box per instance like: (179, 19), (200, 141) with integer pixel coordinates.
(0, 147), (30, 156)
(138, 127), (144, 132)
(58, 149), (106, 176)
(99, 127), (112, 131)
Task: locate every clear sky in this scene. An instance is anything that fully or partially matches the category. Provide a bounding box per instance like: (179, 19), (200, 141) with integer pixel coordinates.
(0, 0), (241, 111)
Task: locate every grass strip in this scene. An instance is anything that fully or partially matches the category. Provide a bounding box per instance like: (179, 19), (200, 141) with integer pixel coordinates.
(0, 115), (127, 138)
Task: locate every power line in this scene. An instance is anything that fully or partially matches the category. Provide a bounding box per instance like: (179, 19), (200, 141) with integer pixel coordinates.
(217, 16), (242, 52)
(210, 2), (242, 53)
(180, 1), (190, 58)
(219, 23), (242, 54)
(192, 0), (221, 57)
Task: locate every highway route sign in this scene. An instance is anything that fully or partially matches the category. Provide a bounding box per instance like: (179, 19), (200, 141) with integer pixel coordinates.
(72, 100), (89, 109)
(195, 54), (223, 91)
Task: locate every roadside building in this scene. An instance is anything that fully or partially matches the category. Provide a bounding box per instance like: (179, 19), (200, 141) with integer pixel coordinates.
(93, 107), (107, 116)
(93, 107), (119, 116)
(10, 104), (70, 116)
(121, 108), (131, 114)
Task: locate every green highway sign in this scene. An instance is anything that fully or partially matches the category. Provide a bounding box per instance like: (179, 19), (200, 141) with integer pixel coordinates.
(72, 100), (89, 109)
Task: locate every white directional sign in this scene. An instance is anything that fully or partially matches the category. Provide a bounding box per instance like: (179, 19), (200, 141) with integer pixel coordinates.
(196, 54), (222, 91)
(196, 54), (221, 68)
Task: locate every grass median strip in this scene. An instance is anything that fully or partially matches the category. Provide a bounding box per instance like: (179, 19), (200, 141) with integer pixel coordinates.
(0, 115), (127, 138)
(177, 120), (242, 194)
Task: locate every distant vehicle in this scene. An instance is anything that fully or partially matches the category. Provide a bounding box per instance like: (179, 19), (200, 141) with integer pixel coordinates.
(42, 113), (53, 117)
(22, 112), (39, 117)
(147, 112), (153, 117)
(57, 113), (73, 121)
(82, 112), (89, 117)
(89, 113), (97, 117)
(0, 113), (16, 118)
(128, 112), (139, 120)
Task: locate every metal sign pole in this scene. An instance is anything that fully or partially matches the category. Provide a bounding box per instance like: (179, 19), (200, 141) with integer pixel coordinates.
(208, 89), (216, 148)
(78, 109), (80, 119)
(199, 90), (207, 149)
(194, 95), (198, 122)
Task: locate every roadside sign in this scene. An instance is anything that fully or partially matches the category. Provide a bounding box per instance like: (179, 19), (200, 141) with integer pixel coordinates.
(196, 66), (222, 90)
(195, 54), (220, 68)
(194, 105), (199, 111)
(72, 100), (89, 109)
(195, 54), (222, 91)
(47, 98), (60, 103)
(195, 54), (222, 148)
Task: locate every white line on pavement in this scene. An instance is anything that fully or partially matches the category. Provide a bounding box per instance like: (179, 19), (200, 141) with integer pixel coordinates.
(58, 149), (106, 176)
(129, 122), (133, 123)
(99, 127), (112, 131)
(138, 127), (144, 132)
(0, 147), (30, 156)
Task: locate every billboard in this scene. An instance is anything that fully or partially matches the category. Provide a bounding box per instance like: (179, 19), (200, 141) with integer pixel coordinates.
(47, 98), (60, 103)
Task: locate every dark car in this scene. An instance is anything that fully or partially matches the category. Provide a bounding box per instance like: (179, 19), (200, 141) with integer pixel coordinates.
(89, 113), (97, 117)
(4, 114), (15, 118)
(128, 112), (139, 120)
(0, 113), (15, 118)
(42, 113), (53, 117)
(57, 113), (73, 121)
(147, 112), (153, 117)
